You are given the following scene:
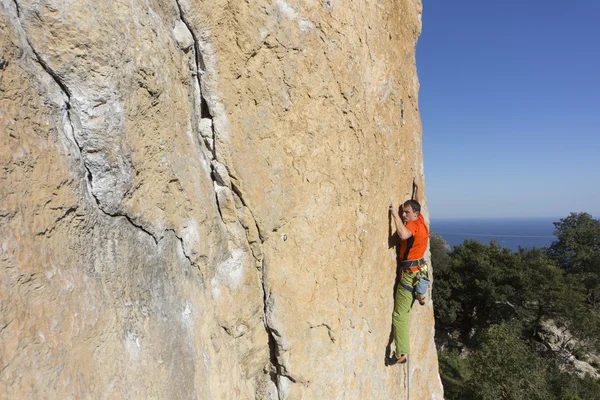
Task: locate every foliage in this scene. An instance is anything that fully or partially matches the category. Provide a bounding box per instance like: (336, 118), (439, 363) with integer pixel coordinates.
(431, 213), (600, 399)
(547, 369), (600, 400)
(430, 233), (461, 326)
(437, 349), (472, 399)
(549, 212), (600, 274)
(437, 324), (600, 400)
(468, 323), (552, 400)
(432, 238), (567, 344)
(549, 212), (600, 308)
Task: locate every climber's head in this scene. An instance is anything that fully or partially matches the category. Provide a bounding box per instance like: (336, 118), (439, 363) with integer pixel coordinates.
(401, 200), (420, 222)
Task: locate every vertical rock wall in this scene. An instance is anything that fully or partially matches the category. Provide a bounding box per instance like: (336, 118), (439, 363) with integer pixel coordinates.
(0, 0), (442, 398)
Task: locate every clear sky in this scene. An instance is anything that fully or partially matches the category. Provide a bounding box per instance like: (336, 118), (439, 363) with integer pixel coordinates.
(418, 0), (600, 219)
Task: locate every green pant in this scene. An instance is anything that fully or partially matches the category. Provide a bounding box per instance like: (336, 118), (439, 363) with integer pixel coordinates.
(392, 265), (429, 355)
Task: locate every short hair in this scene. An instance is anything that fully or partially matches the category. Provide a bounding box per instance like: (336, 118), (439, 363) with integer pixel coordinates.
(403, 199), (421, 213)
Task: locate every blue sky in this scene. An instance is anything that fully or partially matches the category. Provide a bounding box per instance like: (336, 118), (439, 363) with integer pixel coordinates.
(418, 0), (600, 219)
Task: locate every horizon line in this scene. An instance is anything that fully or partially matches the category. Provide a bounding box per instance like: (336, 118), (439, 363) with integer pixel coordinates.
(434, 231), (556, 239)
(431, 216), (563, 220)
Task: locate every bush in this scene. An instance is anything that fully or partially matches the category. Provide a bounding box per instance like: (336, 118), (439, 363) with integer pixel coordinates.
(431, 212), (600, 399)
(467, 323), (551, 400)
(437, 349), (473, 400)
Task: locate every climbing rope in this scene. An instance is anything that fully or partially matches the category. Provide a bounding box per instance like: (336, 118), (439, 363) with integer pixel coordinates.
(406, 355), (410, 400)
(402, 175), (414, 400)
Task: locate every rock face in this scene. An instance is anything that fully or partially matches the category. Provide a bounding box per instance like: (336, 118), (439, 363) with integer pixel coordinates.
(0, 0), (442, 398)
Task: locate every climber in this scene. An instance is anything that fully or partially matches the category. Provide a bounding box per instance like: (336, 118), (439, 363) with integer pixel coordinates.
(388, 177), (430, 365)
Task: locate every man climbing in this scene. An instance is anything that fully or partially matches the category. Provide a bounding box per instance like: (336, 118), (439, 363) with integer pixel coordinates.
(388, 178), (430, 365)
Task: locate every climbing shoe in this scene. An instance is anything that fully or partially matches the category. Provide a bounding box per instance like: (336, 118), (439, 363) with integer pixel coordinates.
(389, 353), (407, 365)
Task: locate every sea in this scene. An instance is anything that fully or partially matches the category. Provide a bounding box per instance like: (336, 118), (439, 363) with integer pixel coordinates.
(431, 217), (559, 252)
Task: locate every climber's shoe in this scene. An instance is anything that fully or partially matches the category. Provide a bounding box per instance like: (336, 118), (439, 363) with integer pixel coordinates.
(389, 353), (407, 365)
(416, 294), (426, 306)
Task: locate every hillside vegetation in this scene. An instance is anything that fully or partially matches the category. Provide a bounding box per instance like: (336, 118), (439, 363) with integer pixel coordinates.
(432, 212), (600, 399)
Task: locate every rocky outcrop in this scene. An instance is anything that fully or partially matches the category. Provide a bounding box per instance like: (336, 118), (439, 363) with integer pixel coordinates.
(0, 0), (442, 398)
(537, 320), (600, 379)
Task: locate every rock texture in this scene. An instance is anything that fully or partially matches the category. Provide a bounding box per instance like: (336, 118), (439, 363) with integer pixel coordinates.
(0, 0), (442, 398)
(537, 320), (600, 379)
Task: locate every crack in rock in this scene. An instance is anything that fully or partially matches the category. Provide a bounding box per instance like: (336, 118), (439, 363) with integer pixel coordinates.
(10, 0), (20, 17)
(172, 4), (288, 395)
(11, 4), (158, 245)
(262, 267), (297, 398)
(309, 323), (336, 344)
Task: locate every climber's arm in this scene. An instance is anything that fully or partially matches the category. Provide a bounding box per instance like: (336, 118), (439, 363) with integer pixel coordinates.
(413, 177), (429, 231)
(390, 200), (413, 240)
(413, 177), (424, 205)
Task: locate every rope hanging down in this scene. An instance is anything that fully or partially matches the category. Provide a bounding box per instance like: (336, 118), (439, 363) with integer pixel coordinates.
(407, 356), (410, 400)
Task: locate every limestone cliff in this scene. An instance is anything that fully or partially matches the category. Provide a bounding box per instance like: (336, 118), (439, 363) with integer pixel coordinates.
(0, 0), (442, 398)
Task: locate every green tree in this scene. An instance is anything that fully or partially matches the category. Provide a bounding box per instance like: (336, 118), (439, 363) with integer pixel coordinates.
(549, 212), (600, 275)
(432, 214), (600, 399)
(437, 349), (473, 400)
(467, 323), (551, 400)
(548, 212), (600, 347)
(430, 233), (462, 326)
(503, 248), (564, 345)
(442, 240), (524, 342)
(546, 361), (600, 400)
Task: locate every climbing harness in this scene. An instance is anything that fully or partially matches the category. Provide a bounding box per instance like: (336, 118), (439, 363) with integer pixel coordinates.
(400, 257), (426, 271)
(399, 261), (428, 293)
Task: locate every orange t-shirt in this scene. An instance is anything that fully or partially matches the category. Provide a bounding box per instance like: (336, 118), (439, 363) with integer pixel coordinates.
(399, 213), (429, 261)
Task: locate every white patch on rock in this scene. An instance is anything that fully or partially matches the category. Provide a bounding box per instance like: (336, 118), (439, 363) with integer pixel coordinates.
(210, 248), (247, 298)
(72, 94), (132, 214)
(203, 350), (211, 371)
(210, 278), (221, 299)
(45, 266), (57, 280)
(199, 118), (213, 139)
(194, 40), (227, 137)
(199, 148), (212, 175)
(211, 160), (231, 188)
(173, 20), (194, 51)
(412, 74), (420, 96)
(259, 28), (270, 41)
(181, 303), (192, 327)
(298, 19), (314, 32)
(276, 0), (298, 20)
(124, 331), (141, 362)
(278, 375), (293, 399)
(432, 373), (445, 400)
(275, 0), (314, 32)
(413, 129), (421, 147)
(181, 219), (200, 254)
(217, 249), (245, 290)
(265, 380), (279, 400)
